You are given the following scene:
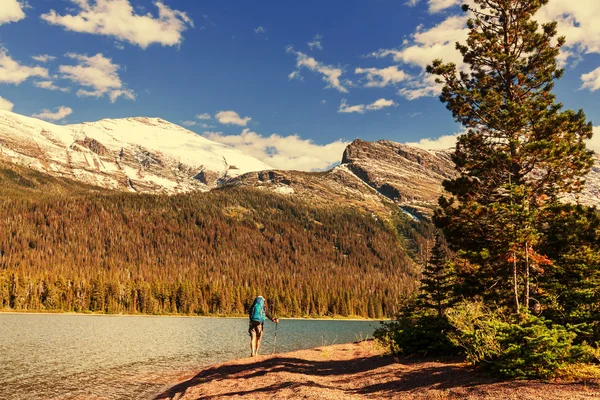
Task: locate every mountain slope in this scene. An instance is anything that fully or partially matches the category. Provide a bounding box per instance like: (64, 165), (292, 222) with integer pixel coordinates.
(0, 110), (271, 194)
(0, 162), (418, 317)
(230, 139), (600, 216)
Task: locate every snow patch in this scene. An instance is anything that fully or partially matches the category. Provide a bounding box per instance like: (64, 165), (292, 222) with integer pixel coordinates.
(273, 185), (295, 195)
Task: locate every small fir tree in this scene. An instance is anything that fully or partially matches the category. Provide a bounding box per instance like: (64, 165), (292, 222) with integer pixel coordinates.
(417, 234), (457, 317)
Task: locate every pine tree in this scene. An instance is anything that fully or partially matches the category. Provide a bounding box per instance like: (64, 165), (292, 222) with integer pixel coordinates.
(428, 0), (595, 313)
(417, 234), (456, 317)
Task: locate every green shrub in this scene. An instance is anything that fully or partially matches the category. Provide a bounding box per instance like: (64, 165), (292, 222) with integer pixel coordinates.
(491, 316), (592, 379)
(445, 300), (504, 364)
(375, 311), (460, 357)
(446, 300), (594, 379)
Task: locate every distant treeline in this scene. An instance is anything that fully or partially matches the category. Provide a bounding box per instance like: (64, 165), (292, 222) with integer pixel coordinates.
(0, 164), (420, 318)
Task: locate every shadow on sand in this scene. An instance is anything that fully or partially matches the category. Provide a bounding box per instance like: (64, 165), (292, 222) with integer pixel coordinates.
(153, 353), (503, 399)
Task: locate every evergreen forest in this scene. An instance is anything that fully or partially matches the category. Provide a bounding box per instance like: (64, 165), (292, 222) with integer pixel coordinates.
(0, 161), (423, 318)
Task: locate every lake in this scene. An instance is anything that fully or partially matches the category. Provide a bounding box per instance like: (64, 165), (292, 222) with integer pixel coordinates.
(0, 314), (379, 399)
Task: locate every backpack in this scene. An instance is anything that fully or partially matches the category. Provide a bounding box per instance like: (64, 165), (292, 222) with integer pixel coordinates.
(249, 296), (266, 323)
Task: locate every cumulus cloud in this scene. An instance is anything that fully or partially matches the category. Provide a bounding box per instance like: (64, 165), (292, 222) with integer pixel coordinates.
(383, 1), (600, 98)
(0, 96), (14, 111)
(307, 34), (323, 51)
(0, 0), (25, 25)
(287, 47), (348, 93)
(59, 53), (135, 102)
(32, 106), (73, 121)
(215, 110), (251, 126)
(181, 120), (196, 127)
(368, 15), (468, 100)
(588, 126), (600, 153)
(406, 133), (459, 150)
(406, 126), (600, 153)
(537, 1), (600, 56)
(196, 113), (212, 120)
(34, 80), (70, 92)
(0, 48), (49, 84)
(41, 0), (193, 49)
(31, 54), (57, 63)
(355, 65), (411, 88)
(405, 0), (462, 13)
(204, 128), (349, 171)
(339, 98), (396, 114)
(369, 16), (467, 67)
(581, 66), (600, 92)
(254, 26), (266, 34)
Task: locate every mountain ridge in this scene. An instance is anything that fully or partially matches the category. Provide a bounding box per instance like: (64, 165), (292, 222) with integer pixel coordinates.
(1, 110), (598, 213)
(0, 110), (272, 194)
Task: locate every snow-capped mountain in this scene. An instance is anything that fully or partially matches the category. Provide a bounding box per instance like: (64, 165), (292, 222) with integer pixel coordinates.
(0, 110), (272, 193)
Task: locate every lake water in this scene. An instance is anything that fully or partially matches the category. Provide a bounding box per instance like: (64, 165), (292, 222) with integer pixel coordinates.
(0, 314), (379, 400)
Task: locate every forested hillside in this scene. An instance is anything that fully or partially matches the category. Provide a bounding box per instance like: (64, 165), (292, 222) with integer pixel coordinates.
(0, 162), (422, 318)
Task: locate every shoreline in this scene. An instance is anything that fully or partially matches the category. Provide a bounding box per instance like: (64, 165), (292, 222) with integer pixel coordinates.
(0, 310), (385, 321)
(155, 341), (600, 400)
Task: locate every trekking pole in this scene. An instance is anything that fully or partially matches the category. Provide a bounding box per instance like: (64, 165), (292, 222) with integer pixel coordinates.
(272, 321), (279, 355)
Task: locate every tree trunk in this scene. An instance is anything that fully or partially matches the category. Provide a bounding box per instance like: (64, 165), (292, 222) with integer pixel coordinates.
(524, 242), (530, 312)
(513, 252), (520, 313)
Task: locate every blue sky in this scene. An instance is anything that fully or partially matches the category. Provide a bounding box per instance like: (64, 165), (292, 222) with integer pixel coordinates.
(0, 0), (599, 170)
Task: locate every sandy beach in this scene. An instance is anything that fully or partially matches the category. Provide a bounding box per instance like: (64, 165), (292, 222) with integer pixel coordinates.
(154, 340), (600, 399)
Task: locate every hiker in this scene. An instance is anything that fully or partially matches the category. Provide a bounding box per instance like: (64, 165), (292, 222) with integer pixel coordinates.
(248, 296), (279, 357)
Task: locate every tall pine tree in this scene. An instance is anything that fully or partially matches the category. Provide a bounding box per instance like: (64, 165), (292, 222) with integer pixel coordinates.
(428, 0), (595, 313)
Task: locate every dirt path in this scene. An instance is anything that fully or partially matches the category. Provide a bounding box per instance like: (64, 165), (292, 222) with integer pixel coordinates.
(155, 341), (600, 399)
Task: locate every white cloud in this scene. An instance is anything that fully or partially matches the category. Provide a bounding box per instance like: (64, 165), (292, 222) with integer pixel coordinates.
(108, 89), (136, 102)
(0, 96), (14, 111)
(41, 0), (193, 49)
(204, 128), (349, 171)
(537, 1), (600, 57)
(428, 0), (461, 13)
(254, 26), (266, 34)
(0, 0), (25, 25)
(196, 113), (212, 120)
(307, 34), (323, 51)
(32, 106), (73, 121)
(406, 132), (461, 150)
(338, 98), (396, 114)
(0, 48), (49, 84)
(581, 66), (600, 92)
(355, 65), (411, 88)
(181, 120), (196, 127)
(59, 53), (135, 102)
(34, 80), (70, 92)
(388, 1), (600, 98)
(406, 125), (599, 153)
(588, 126), (600, 153)
(404, 0), (461, 13)
(338, 99), (365, 114)
(287, 47), (348, 93)
(31, 54), (57, 63)
(526, 2), (600, 91)
(368, 15), (468, 100)
(398, 74), (443, 100)
(368, 98), (396, 110)
(371, 15), (468, 68)
(215, 110), (251, 126)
